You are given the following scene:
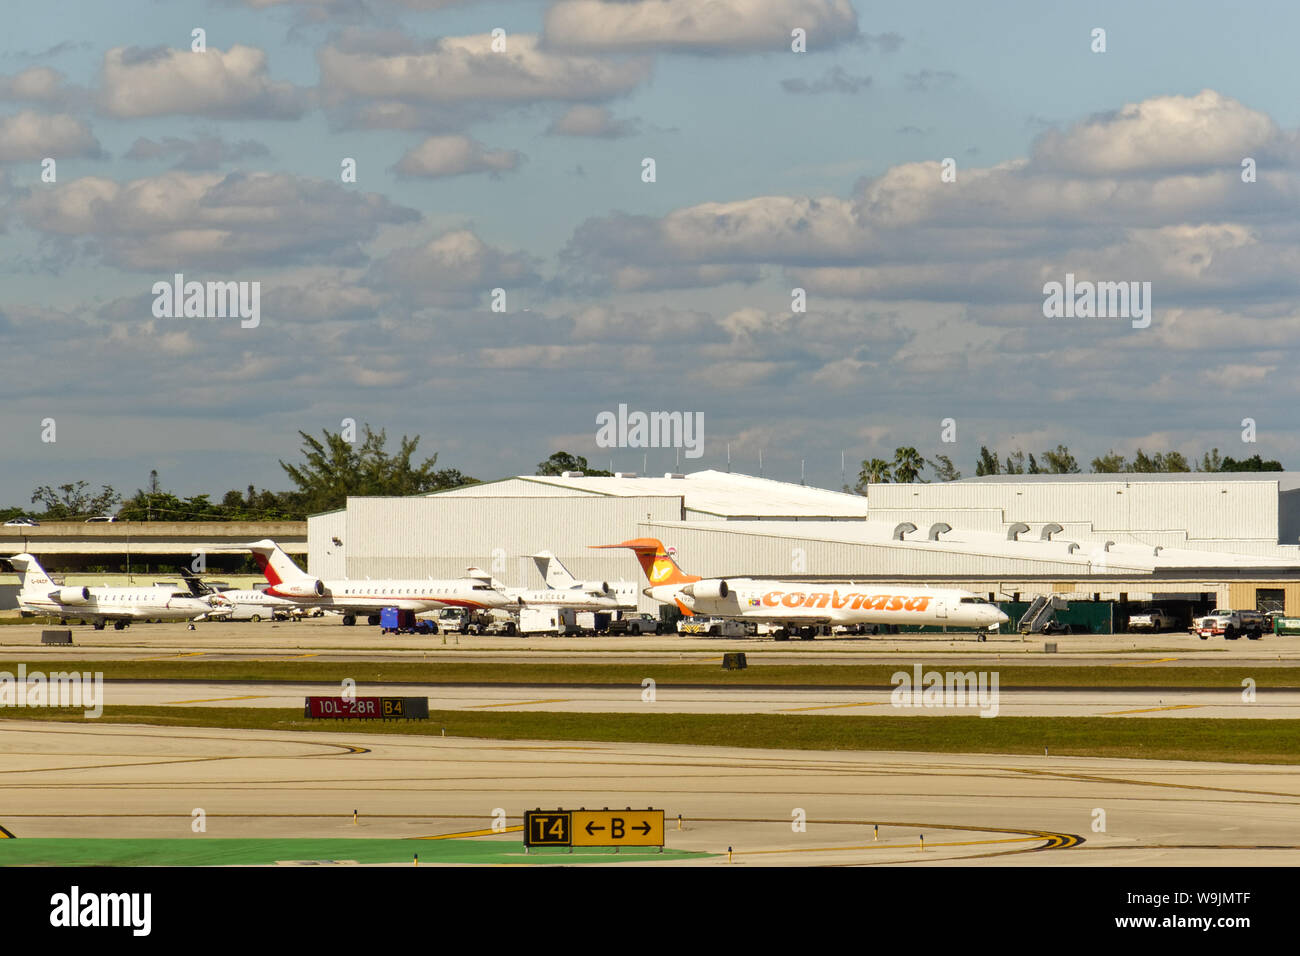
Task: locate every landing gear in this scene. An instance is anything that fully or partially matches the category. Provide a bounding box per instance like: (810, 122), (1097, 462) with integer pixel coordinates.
(798, 626), (816, 641)
(93, 620), (106, 630)
(342, 615), (356, 626)
(113, 620), (127, 630)
(367, 614), (381, 627)
(773, 628), (790, 642)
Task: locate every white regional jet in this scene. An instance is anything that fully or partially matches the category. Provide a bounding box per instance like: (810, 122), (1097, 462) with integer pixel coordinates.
(594, 538), (1009, 640)
(5, 553), (221, 630)
(495, 551), (637, 610)
(245, 539), (516, 626)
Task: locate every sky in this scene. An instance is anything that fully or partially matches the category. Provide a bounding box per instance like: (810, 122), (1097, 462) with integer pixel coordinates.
(3, 0), (1300, 507)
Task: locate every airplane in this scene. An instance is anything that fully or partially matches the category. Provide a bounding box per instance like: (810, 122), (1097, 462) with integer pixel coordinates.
(175, 569), (303, 622)
(242, 539), (517, 626)
(476, 551), (637, 611)
(592, 537), (1010, 640)
(4, 553), (221, 630)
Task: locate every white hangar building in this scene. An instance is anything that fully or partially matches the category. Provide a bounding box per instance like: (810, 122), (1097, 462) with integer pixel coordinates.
(307, 470), (1300, 620)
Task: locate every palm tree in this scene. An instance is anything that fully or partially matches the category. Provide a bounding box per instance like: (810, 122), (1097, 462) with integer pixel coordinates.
(855, 458), (893, 492)
(891, 446), (926, 483)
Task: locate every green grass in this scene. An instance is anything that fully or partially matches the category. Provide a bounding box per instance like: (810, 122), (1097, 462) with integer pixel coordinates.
(12, 706), (1300, 765)
(0, 837), (701, 866)
(0, 659), (1293, 688)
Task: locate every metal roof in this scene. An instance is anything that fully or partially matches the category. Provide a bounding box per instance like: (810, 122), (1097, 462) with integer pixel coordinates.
(433, 470), (871, 519)
(955, 472), (1300, 491)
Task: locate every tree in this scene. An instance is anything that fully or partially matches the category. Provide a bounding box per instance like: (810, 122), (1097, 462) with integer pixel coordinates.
(1040, 445), (1080, 474)
(856, 458), (892, 491)
(1221, 453), (1284, 472)
(927, 454), (962, 482)
(536, 452), (613, 477)
(1004, 450), (1026, 475)
(31, 481), (120, 519)
(1027, 453), (1041, 474)
(891, 446), (926, 483)
(1197, 448), (1223, 472)
(280, 424), (475, 514)
(1090, 450), (1126, 473)
(1161, 451), (1191, 472)
(975, 446), (1000, 476)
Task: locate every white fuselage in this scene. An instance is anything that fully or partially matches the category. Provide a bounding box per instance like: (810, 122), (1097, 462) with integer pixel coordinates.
(19, 586), (215, 623)
(648, 579), (1009, 630)
(266, 579), (515, 615)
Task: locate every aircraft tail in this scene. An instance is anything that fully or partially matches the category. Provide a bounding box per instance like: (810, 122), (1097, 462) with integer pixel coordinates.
(532, 550), (579, 590)
(591, 538), (700, 586)
(244, 539), (312, 587)
(4, 553), (54, 594)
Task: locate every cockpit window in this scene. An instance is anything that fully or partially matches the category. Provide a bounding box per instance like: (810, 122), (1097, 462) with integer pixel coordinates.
(960, 597), (988, 604)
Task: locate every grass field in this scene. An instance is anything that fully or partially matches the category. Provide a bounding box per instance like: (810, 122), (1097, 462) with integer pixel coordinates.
(0, 837), (701, 866)
(13, 705), (1300, 764)
(0, 659), (1292, 689)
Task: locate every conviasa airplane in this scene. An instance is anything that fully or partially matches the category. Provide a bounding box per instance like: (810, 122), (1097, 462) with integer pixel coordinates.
(244, 539), (516, 626)
(5, 553), (220, 630)
(593, 538), (1009, 640)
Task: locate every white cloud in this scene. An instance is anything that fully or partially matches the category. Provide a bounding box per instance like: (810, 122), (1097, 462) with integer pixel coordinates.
(546, 105), (638, 138)
(394, 135), (522, 178)
(543, 0), (859, 53)
(98, 45), (308, 119)
(0, 111), (100, 162)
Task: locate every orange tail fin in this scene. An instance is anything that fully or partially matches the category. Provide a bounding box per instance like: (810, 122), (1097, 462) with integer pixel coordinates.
(591, 538), (700, 586)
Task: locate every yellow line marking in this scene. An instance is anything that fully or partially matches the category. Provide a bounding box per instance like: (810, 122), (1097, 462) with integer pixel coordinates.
(1099, 704), (1204, 716)
(162, 695), (270, 705)
(468, 698), (572, 708)
(737, 835), (1036, 856)
(0, 823), (14, 838)
(134, 651), (207, 661)
(777, 701), (887, 712)
(415, 825), (523, 840)
(1108, 657), (1178, 666)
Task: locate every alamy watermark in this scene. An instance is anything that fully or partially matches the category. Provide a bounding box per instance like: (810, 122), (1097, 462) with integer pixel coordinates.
(891, 664), (999, 717)
(0, 664), (103, 718)
(595, 404), (703, 459)
(152, 273), (260, 329)
(1042, 273), (1151, 329)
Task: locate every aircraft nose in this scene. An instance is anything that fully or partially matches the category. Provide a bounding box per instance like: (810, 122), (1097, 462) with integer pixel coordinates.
(994, 608), (1010, 624)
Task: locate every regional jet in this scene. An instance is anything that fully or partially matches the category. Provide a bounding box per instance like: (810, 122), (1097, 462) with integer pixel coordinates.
(5, 553), (221, 630)
(243, 539), (516, 626)
(594, 538), (1009, 640)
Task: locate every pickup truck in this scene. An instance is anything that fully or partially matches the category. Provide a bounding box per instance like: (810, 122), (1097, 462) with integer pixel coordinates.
(606, 613), (663, 636)
(1196, 609), (1265, 640)
(1128, 608), (1176, 632)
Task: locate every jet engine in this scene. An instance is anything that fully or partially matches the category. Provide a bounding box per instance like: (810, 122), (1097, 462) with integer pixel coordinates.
(275, 579), (325, 598)
(682, 580), (729, 602)
(582, 580), (612, 595)
(54, 587), (91, 605)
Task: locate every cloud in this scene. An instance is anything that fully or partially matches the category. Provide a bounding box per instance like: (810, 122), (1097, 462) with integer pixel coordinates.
(0, 67), (84, 108)
(543, 0), (859, 53)
(17, 170), (418, 271)
(0, 111), (101, 162)
(318, 32), (652, 130)
(560, 91), (1300, 306)
(365, 228), (543, 307)
(124, 134), (271, 170)
(394, 135), (522, 178)
(546, 105), (638, 138)
(781, 66), (871, 94)
(98, 45), (309, 119)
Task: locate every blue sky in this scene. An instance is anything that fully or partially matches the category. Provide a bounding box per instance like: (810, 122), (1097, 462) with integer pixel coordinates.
(3, 0), (1300, 508)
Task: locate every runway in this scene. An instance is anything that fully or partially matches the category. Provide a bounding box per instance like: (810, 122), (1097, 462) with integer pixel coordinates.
(73, 679), (1300, 718)
(1, 719), (1296, 866)
(5, 618), (1300, 666)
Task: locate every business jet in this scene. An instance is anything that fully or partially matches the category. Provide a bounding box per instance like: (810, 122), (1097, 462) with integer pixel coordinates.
(491, 551), (637, 610)
(593, 537), (1009, 640)
(5, 553), (220, 630)
(243, 539), (516, 626)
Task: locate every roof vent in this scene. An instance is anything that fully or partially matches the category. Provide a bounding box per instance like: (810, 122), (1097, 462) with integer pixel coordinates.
(892, 522), (917, 541)
(927, 522), (951, 541)
(614, 472), (638, 479)
(1006, 522), (1029, 541)
(560, 471), (585, 478)
(1040, 523), (1064, 541)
